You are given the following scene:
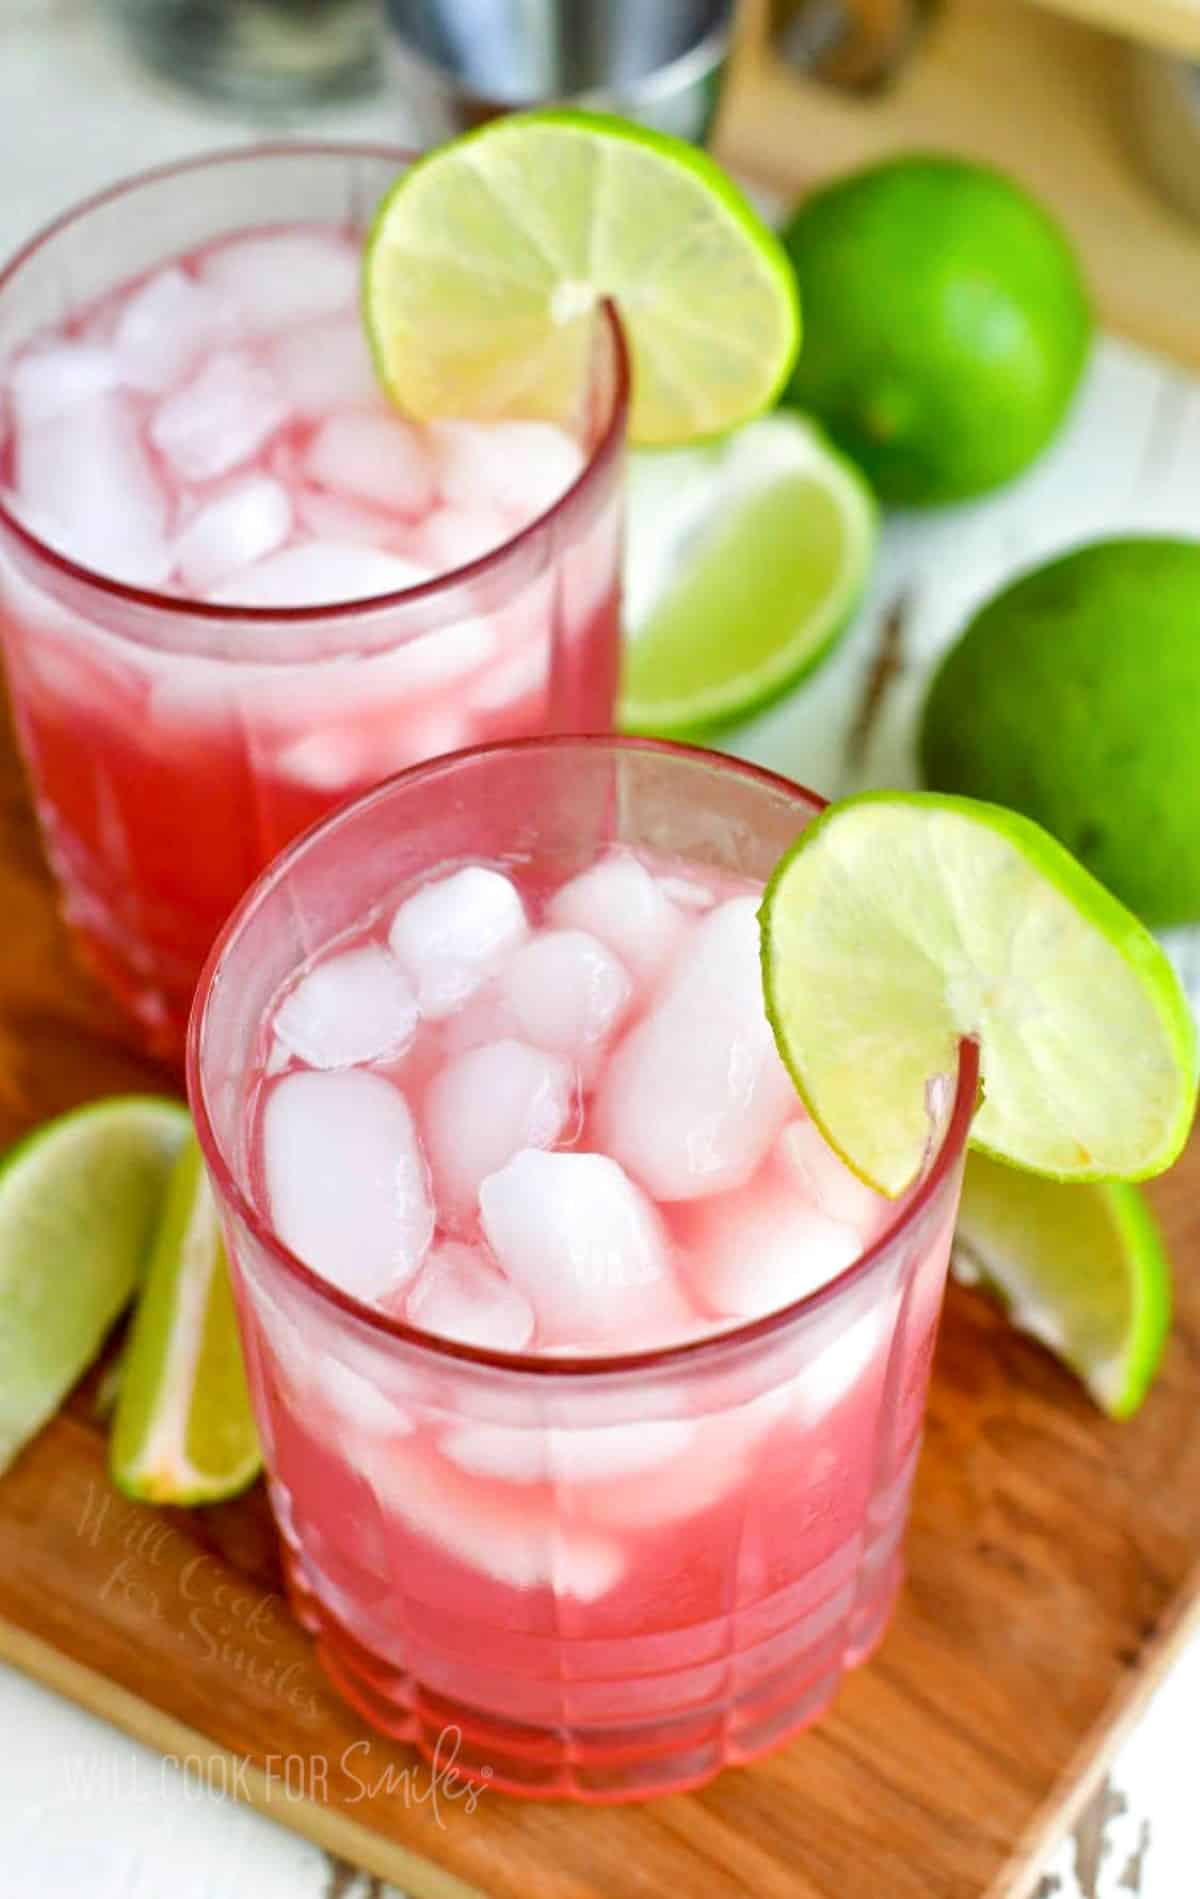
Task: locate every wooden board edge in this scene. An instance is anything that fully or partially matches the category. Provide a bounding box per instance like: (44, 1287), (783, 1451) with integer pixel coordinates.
(0, 1616), (488, 1899)
(1026, 0), (1200, 59)
(982, 1554), (1200, 1897)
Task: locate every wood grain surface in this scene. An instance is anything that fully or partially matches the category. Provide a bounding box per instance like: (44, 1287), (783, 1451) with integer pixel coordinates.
(1, 676), (1200, 1898)
(719, 0), (1200, 373)
(1026, 0), (1200, 59)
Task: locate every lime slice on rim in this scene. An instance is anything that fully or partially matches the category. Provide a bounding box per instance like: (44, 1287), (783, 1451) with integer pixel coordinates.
(954, 1152), (1170, 1418)
(0, 1096), (189, 1474)
(111, 1137), (260, 1505)
(760, 792), (1197, 1198)
(362, 109), (800, 446)
(622, 415), (875, 735)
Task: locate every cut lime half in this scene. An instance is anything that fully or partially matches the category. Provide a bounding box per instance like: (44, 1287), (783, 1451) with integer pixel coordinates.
(111, 1137), (260, 1506)
(621, 415), (875, 736)
(760, 792), (1197, 1198)
(0, 1096), (189, 1475)
(955, 1151), (1170, 1418)
(363, 110), (800, 446)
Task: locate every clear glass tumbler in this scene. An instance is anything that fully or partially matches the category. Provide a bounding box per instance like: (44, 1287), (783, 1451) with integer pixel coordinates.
(108, 0), (381, 110)
(189, 736), (976, 1802)
(0, 147), (628, 1061)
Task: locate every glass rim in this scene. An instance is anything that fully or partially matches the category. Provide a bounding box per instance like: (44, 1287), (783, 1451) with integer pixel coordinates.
(187, 734), (979, 1382)
(0, 140), (631, 635)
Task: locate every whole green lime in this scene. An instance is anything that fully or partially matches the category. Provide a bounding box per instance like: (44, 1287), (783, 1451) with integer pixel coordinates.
(920, 538), (1200, 928)
(780, 155), (1092, 505)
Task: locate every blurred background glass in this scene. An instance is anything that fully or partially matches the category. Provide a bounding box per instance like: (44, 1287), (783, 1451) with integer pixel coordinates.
(107, 0), (382, 111)
(381, 0), (733, 144)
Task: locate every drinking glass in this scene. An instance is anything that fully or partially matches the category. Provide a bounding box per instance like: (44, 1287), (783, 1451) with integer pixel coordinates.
(0, 147), (628, 1059)
(190, 735), (976, 1801)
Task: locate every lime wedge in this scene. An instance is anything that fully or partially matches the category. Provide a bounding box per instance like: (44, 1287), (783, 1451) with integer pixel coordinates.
(363, 109), (800, 447)
(955, 1151), (1170, 1418)
(0, 1096), (189, 1474)
(760, 792), (1197, 1197)
(111, 1137), (260, 1505)
(621, 415), (875, 735)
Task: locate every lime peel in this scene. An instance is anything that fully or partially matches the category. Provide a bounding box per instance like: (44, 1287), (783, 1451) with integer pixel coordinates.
(111, 1137), (260, 1506)
(760, 791), (1197, 1199)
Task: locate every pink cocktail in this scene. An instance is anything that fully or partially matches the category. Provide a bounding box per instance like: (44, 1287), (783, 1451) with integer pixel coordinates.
(0, 147), (627, 1058)
(190, 738), (975, 1802)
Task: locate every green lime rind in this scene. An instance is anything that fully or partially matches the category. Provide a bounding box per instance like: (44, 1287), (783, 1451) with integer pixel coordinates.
(0, 1095), (189, 1475)
(920, 538), (1200, 931)
(111, 1137), (260, 1507)
(620, 415), (876, 737)
(779, 153), (1091, 505)
(363, 108), (801, 447)
(759, 791), (1197, 1199)
(955, 1151), (1170, 1419)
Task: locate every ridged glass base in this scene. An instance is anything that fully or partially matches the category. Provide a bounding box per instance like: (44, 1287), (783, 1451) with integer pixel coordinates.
(283, 1540), (903, 1802)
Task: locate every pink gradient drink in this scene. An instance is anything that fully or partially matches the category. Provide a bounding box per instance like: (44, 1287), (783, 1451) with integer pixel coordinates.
(0, 148), (626, 1059)
(191, 739), (975, 1801)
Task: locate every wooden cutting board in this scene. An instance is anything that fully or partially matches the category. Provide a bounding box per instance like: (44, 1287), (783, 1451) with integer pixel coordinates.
(1, 684), (1200, 1899)
(718, 0), (1200, 373)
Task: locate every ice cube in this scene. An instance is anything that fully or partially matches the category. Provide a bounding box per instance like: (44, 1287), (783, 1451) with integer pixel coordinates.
(440, 1415), (694, 1485)
(553, 1418), (698, 1481)
(683, 1176), (863, 1323)
(411, 505), (511, 573)
(596, 897), (797, 1202)
(436, 985), (521, 1057)
(799, 1305), (890, 1415)
(547, 849), (685, 989)
(273, 706), (471, 790)
(579, 1420), (752, 1529)
(388, 866), (528, 1020)
(294, 487), (396, 548)
(270, 727), (366, 793)
(439, 1421), (547, 1483)
(431, 420), (583, 518)
(499, 928), (630, 1072)
(776, 1117), (887, 1233)
(8, 341), (119, 426)
(656, 873), (717, 913)
(317, 1351), (415, 1438)
(383, 615), (498, 694)
(373, 1443), (623, 1597)
(171, 475), (292, 592)
(422, 1038), (575, 1220)
(16, 392), (170, 586)
(211, 542), (427, 608)
(263, 1069), (432, 1302)
(198, 230), (360, 335)
(150, 350), (288, 482)
(77, 290), (122, 349)
(111, 266), (230, 394)
(466, 638), (550, 717)
(479, 1149), (684, 1347)
(405, 1241), (535, 1351)
(272, 943), (419, 1070)
(268, 315), (379, 414)
(305, 412), (436, 519)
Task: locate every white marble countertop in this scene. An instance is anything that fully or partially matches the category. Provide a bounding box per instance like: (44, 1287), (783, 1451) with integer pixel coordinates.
(1, 4), (1199, 1895)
